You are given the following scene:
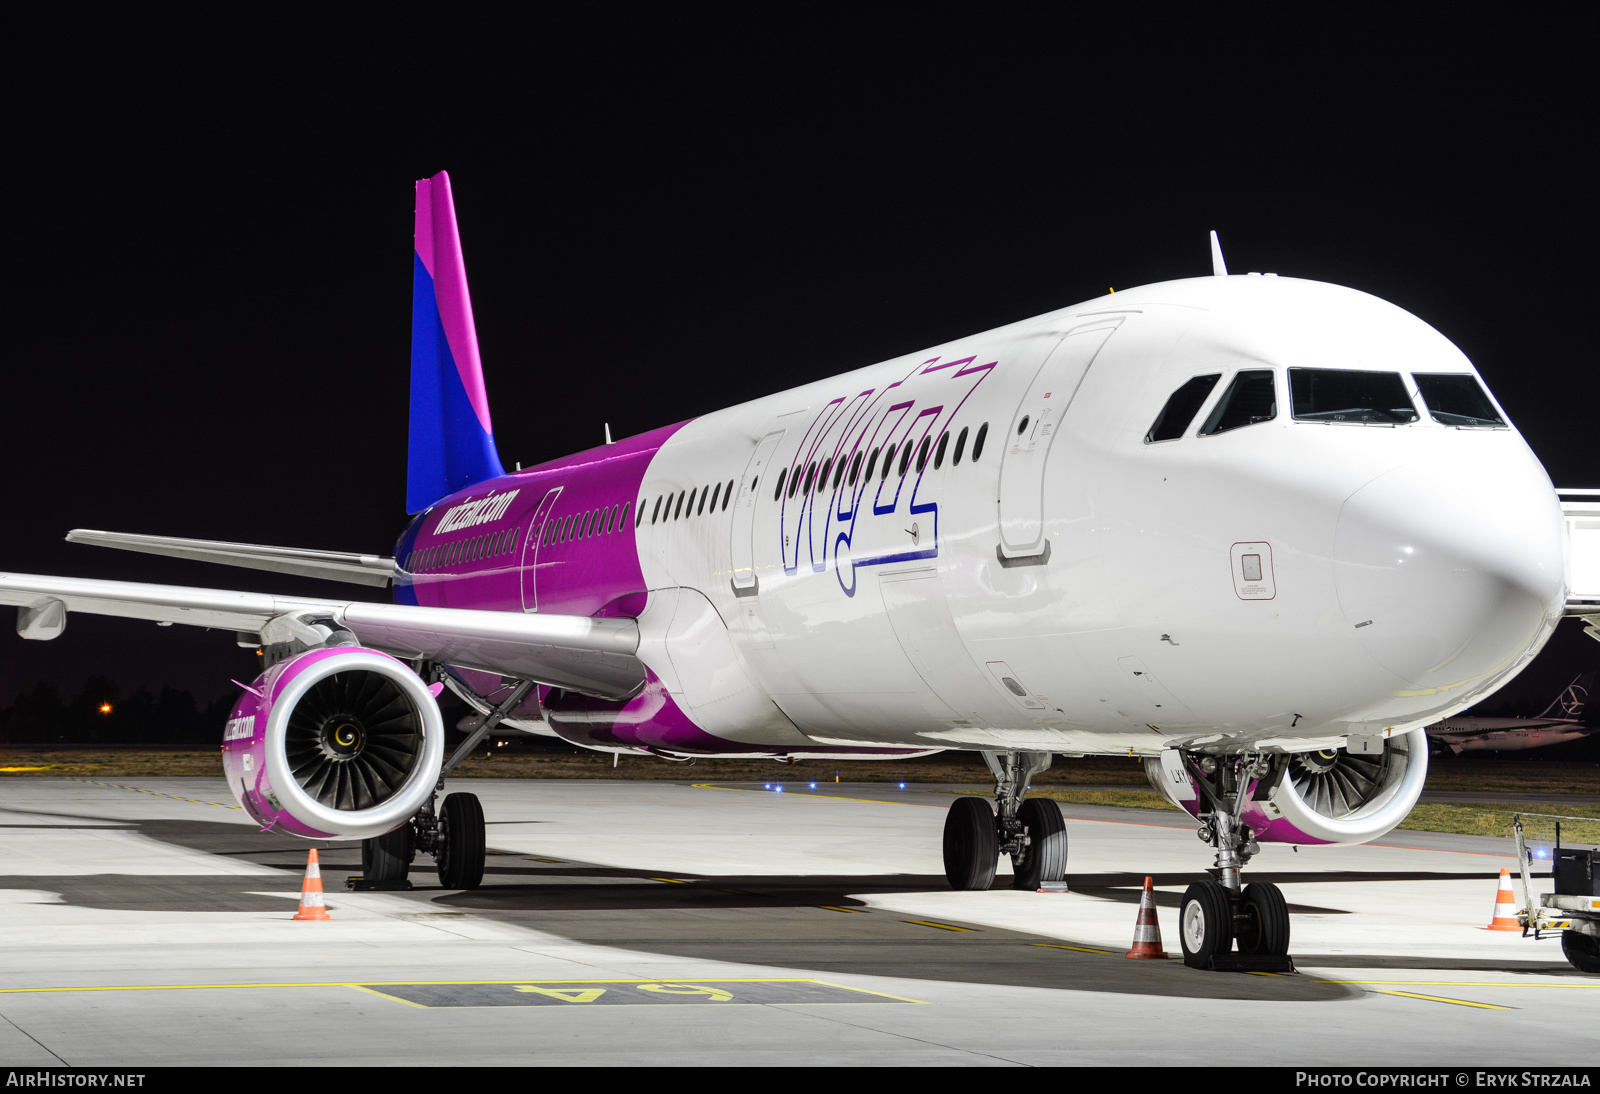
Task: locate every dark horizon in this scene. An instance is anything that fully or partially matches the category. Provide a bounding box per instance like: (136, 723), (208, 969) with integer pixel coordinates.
(5, 11), (1596, 713)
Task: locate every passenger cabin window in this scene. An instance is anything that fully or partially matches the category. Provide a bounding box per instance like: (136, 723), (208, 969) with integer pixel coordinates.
(774, 468), (787, 500)
(723, 479), (734, 508)
(953, 426), (968, 465)
(849, 452), (862, 484)
(1412, 373), (1507, 427)
(865, 448), (880, 480)
(1146, 374), (1221, 442)
(1289, 368), (1418, 425)
(972, 423), (988, 461)
(1200, 371), (1277, 435)
(934, 432), (948, 469)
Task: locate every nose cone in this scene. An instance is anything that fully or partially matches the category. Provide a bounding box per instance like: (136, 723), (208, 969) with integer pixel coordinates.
(1334, 452), (1564, 703)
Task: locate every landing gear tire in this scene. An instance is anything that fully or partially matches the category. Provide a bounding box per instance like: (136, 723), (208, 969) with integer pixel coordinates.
(1562, 930), (1600, 973)
(1237, 881), (1290, 956)
(1011, 798), (1067, 891)
(943, 796), (998, 891)
(436, 792), (486, 890)
(361, 824), (413, 881)
(1180, 880), (1234, 969)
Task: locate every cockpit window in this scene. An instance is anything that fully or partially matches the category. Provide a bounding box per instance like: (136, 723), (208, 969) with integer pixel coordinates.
(1412, 373), (1507, 427)
(1289, 368), (1418, 425)
(1146, 374), (1221, 442)
(1199, 370), (1277, 435)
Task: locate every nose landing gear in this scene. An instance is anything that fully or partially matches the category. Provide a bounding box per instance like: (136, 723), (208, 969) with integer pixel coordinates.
(942, 751), (1068, 892)
(1179, 752), (1294, 971)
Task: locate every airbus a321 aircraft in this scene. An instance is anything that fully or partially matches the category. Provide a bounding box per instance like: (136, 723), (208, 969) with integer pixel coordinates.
(5, 172), (1599, 971)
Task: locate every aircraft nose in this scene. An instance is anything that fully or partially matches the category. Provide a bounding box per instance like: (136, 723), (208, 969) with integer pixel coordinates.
(1333, 452), (1565, 699)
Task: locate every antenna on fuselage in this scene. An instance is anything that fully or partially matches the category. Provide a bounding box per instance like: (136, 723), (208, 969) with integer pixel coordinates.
(1210, 230), (1228, 276)
(604, 423), (614, 445)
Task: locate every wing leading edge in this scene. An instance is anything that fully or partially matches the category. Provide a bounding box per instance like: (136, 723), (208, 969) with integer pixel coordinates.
(0, 571), (644, 701)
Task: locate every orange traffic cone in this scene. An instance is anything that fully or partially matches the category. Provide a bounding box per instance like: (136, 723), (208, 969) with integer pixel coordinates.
(1126, 876), (1168, 959)
(292, 848), (332, 921)
(1484, 867), (1520, 931)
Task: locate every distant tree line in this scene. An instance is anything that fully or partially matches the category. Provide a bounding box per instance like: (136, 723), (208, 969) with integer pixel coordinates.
(0, 677), (234, 745)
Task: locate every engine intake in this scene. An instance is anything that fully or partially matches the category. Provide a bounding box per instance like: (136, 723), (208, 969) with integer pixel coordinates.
(221, 647), (444, 840)
(1146, 728), (1429, 846)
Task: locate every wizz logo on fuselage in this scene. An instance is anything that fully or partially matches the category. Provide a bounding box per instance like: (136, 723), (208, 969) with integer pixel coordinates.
(778, 356), (995, 596)
(435, 489), (520, 535)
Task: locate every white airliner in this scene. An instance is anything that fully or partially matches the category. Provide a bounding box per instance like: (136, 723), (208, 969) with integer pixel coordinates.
(5, 175), (1598, 971)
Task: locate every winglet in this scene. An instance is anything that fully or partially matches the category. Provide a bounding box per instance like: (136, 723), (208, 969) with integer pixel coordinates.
(408, 171), (506, 514)
(1210, 230), (1228, 277)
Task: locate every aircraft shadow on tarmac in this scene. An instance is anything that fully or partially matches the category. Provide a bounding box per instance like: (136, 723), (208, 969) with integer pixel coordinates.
(3, 810), (1587, 999)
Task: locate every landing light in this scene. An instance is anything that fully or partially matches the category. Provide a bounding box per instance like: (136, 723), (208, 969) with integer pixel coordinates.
(99, 703), (112, 715)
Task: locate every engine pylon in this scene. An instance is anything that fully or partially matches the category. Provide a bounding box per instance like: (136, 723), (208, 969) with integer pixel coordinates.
(1125, 876), (1168, 959)
(293, 848), (333, 922)
(1484, 867), (1521, 931)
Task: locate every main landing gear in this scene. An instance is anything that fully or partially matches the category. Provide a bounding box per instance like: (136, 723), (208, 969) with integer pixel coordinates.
(943, 750), (1067, 892)
(1178, 752), (1293, 970)
(357, 676), (531, 891)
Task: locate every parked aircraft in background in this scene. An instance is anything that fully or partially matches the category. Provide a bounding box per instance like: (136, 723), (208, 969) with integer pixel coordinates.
(4, 173), (1598, 970)
(1425, 671), (1596, 754)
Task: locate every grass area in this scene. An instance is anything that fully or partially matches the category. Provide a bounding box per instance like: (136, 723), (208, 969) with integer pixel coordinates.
(0, 751), (226, 777)
(0, 748), (1156, 784)
(945, 789), (1600, 842)
(1397, 803), (1600, 844)
(4, 746), (1597, 844)
(948, 786), (1181, 811)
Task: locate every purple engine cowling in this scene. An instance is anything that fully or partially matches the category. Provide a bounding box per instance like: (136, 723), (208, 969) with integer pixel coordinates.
(220, 647), (445, 840)
(1144, 728), (1429, 845)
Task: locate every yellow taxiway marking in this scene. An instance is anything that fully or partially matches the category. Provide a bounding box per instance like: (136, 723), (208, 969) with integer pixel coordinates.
(65, 778), (242, 810)
(905, 919), (975, 932)
(818, 905), (867, 914)
(1365, 989), (1511, 1010)
(0, 977), (917, 996)
(1318, 980), (1600, 989)
(0, 978), (929, 1009)
(650, 877), (691, 884)
(1033, 942), (1112, 955)
(0, 766), (52, 772)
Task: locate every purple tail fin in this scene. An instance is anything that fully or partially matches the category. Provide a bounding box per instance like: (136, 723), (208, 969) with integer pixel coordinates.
(407, 171), (505, 514)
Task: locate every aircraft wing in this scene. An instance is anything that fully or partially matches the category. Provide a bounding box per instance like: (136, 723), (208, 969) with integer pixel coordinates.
(0, 571), (644, 701)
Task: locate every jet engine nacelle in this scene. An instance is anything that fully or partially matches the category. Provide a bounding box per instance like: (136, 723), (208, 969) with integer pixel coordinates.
(1147, 729), (1429, 846)
(221, 647), (445, 840)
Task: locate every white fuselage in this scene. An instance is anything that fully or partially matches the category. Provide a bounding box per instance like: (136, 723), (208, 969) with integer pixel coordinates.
(617, 275), (1566, 756)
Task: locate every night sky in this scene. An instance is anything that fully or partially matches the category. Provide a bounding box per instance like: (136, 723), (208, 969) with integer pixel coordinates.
(6, 11), (1597, 714)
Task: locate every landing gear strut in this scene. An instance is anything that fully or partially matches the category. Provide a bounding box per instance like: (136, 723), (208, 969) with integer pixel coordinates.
(357, 675), (530, 891)
(1178, 752), (1292, 970)
(942, 751), (1067, 891)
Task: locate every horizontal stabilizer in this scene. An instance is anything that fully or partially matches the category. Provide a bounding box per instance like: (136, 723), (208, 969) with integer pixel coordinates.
(66, 530), (396, 587)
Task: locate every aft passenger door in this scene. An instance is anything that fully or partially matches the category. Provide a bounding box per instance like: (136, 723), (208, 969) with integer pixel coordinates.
(997, 319), (1121, 558)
